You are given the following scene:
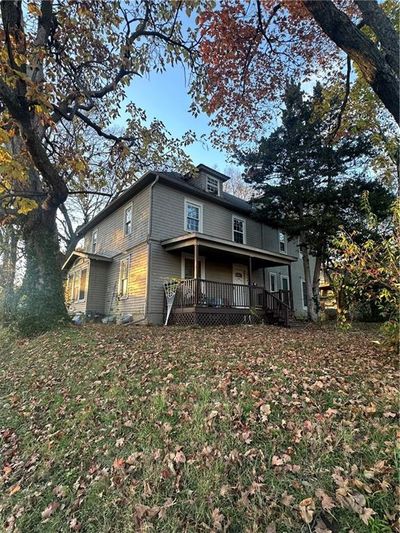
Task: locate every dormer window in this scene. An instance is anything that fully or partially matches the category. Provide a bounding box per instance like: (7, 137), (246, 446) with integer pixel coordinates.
(206, 176), (220, 195)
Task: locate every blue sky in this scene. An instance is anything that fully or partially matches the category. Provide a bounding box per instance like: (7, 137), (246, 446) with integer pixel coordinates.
(121, 65), (235, 172)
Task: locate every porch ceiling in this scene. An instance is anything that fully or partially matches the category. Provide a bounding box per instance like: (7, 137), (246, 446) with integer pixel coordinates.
(161, 233), (296, 268)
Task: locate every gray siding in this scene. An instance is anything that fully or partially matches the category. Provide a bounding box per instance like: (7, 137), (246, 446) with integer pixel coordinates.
(104, 242), (149, 321)
(151, 182), (278, 249)
(86, 262), (108, 314)
(83, 187), (151, 257)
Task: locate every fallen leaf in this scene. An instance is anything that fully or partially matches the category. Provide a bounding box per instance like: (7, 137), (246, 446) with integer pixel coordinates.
(9, 484), (21, 495)
(299, 497), (315, 524)
(41, 502), (60, 519)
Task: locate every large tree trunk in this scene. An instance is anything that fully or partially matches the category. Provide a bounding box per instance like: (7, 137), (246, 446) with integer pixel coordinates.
(301, 240), (320, 322)
(302, 0), (399, 124)
(0, 226), (18, 321)
(18, 207), (69, 334)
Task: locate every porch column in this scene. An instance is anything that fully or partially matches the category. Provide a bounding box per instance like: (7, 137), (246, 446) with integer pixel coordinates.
(288, 263), (293, 310)
(194, 242), (199, 305)
(248, 256), (253, 307)
(193, 242), (199, 278)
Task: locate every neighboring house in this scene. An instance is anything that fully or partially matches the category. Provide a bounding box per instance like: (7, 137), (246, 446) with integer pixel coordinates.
(63, 164), (312, 326)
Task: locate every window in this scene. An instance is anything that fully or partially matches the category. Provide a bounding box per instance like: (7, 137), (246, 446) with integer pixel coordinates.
(279, 231), (286, 253)
(73, 272), (79, 302)
(91, 229), (98, 254)
(66, 274), (73, 302)
(269, 272), (277, 292)
(181, 253), (205, 279)
(124, 205), (132, 236)
(79, 268), (87, 301)
(281, 275), (290, 291)
(184, 200), (203, 232)
(206, 176), (219, 195)
(119, 257), (129, 298)
(232, 216), (246, 244)
(302, 280), (308, 308)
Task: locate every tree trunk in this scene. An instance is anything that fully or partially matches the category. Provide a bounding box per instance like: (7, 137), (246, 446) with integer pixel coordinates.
(0, 226), (18, 321)
(301, 241), (319, 322)
(312, 255), (322, 317)
(18, 207), (69, 334)
(302, 0), (399, 124)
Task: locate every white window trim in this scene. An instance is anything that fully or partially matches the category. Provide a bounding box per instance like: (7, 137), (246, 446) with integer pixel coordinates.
(279, 231), (287, 254)
(69, 266), (88, 303)
(91, 229), (98, 254)
(184, 199), (203, 233)
(301, 278), (308, 309)
(119, 256), (130, 299)
(232, 215), (246, 244)
(124, 204), (133, 236)
(206, 176), (220, 195)
(269, 272), (277, 292)
(181, 252), (205, 279)
(281, 275), (290, 291)
(78, 267), (88, 302)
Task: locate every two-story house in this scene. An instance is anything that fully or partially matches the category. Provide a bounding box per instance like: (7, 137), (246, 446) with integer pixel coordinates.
(63, 165), (310, 326)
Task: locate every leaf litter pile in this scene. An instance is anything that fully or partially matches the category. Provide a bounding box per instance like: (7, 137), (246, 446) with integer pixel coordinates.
(0, 324), (398, 532)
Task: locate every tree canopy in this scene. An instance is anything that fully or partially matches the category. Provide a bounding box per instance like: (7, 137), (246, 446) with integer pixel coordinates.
(197, 0), (399, 148)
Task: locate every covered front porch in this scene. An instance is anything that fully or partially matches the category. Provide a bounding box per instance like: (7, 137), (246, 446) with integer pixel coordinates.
(161, 233), (296, 327)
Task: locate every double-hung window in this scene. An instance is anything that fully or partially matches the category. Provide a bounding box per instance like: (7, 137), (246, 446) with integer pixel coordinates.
(185, 200), (203, 232)
(279, 231), (287, 253)
(302, 280), (308, 308)
(233, 216), (246, 244)
(73, 272), (80, 302)
(91, 229), (98, 254)
(269, 272), (277, 293)
(124, 205), (132, 236)
(119, 257), (129, 298)
(206, 176), (219, 195)
(79, 268), (88, 301)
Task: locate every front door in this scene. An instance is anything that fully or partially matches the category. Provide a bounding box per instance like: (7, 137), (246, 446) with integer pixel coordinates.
(232, 264), (249, 307)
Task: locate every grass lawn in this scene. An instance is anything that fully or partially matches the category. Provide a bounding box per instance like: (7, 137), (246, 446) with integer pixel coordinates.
(0, 324), (398, 532)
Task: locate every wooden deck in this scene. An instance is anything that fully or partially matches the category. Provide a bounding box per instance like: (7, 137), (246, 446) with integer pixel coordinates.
(165, 279), (293, 327)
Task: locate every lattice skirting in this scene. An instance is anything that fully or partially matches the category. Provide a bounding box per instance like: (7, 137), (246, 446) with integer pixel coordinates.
(168, 308), (265, 327)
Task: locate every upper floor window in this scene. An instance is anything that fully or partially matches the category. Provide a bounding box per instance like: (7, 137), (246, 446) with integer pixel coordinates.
(279, 231), (287, 254)
(185, 199), (203, 233)
(206, 176), (219, 195)
(119, 257), (129, 298)
(232, 216), (246, 244)
(91, 229), (98, 254)
(124, 205), (132, 236)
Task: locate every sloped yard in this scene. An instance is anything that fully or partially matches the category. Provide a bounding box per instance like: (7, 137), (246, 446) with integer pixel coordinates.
(0, 324), (398, 532)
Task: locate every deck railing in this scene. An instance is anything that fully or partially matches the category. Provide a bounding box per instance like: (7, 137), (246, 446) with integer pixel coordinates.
(172, 279), (269, 309)
(169, 279), (292, 326)
(271, 290), (293, 310)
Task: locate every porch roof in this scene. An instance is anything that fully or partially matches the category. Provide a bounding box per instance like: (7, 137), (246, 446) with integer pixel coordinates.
(62, 250), (113, 271)
(161, 233), (297, 267)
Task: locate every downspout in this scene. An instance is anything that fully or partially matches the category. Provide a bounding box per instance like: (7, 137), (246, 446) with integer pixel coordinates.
(144, 175), (160, 320)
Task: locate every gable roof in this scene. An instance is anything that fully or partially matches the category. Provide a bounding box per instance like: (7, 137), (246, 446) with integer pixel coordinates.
(62, 250), (113, 270)
(77, 168), (253, 238)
